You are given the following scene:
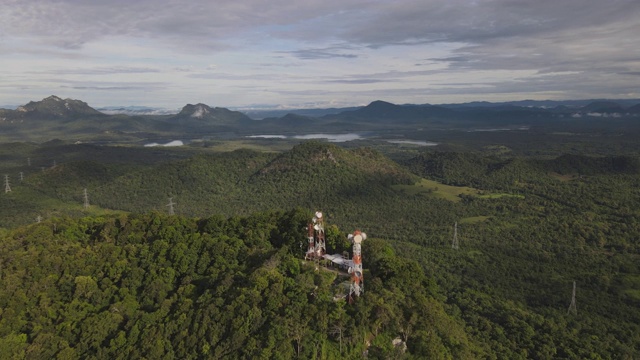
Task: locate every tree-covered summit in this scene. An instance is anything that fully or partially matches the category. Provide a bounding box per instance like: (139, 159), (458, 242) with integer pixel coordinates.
(0, 210), (475, 359)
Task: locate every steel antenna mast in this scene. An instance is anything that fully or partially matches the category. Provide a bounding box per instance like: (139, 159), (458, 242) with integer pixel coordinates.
(348, 230), (366, 303)
(305, 211), (326, 270)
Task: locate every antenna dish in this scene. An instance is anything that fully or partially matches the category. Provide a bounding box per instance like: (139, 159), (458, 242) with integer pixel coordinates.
(315, 211), (323, 219)
(361, 233), (367, 240)
(314, 224), (320, 231)
(353, 234), (362, 244)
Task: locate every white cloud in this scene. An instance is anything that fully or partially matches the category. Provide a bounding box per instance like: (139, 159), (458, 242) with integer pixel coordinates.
(0, 0), (639, 108)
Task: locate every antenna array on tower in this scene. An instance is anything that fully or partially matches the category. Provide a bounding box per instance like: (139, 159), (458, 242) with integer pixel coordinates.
(305, 211), (326, 269)
(348, 230), (366, 302)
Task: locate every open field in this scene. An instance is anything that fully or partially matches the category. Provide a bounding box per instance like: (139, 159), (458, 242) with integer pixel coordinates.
(392, 178), (480, 202)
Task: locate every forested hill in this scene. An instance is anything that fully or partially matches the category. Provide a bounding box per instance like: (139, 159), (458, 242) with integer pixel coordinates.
(402, 151), (640, 188)
(2, 141), (640, 358)
(0, 210), (477, 359)
(11, 142), (416, 228)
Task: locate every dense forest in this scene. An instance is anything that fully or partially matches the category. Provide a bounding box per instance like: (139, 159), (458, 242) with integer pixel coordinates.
(0, 210), (476, 359)
(0, 139), (639, 358)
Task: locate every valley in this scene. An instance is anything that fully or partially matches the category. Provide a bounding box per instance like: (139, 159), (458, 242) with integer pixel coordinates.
(0, 96), (639, 358)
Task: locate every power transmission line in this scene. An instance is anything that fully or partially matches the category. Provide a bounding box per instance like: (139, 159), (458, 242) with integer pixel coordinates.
(4, 175), (11, 193)
(167, 197), (175, 215)
(83, 188), (90, 209)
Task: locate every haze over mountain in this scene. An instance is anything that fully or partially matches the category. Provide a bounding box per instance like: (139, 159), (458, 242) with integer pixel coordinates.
(2, 3), (640, 358)
(2, 95), (640, 142)
(2, 89), (640, 358)
(0, 95), (104, 120)
(170, 103), (253, 125)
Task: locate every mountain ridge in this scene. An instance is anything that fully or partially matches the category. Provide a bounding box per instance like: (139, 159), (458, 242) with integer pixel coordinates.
(2, 95), (640, 142)
(170, 103), (253, 125)
(16, 95), (104, 117)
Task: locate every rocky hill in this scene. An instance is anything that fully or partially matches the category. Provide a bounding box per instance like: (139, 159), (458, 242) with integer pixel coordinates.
(170, 103), (253, 125)
(12, 95), (103, 119)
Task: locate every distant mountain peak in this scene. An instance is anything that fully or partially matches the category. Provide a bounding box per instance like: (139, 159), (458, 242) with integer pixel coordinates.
(330, 99), (452, 122)
(17, 96), (102, 117)
(173, 103), (252, 124)
(177, 103), (214, 119)
(368, 100), (395, 106)
(45, 95), (63, 102)
(365, 100), (397, 110)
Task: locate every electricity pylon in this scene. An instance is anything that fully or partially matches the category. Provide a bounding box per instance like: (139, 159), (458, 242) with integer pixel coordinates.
(4, 175), (11, 193)
(167, 197), (175, 215)
(452, 222), (459, 250)
(83, 188), (90, 209)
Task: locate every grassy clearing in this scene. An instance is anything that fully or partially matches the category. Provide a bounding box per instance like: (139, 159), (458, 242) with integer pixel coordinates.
(200, 140), (290, 152)
(617, 274), (640, 301)
(477, 193), (525, 199)
(394, 178), (526, 203)
(393, 178), (479, 202)
(622, 289), (640, 301)
(549, 172), (575, 182)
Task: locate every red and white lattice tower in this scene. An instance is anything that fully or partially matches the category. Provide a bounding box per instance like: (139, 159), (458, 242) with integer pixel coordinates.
(313, 211), (326, 257)
(305, 220), (316, 260)
(348, 230), (366, 302)
(305, 211), (326, 261)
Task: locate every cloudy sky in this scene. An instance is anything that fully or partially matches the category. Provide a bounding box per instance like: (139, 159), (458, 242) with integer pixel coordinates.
(1, 0), (639, 109)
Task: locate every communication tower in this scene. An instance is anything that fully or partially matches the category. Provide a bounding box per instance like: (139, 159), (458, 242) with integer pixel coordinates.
(19, 172), (24, 181)
(348, 230), (366, 302)
(4, 175), (11, 193)
(314, 211), (326, 257)
(305, 220), (316, 260)
(305, 211), (325, 268)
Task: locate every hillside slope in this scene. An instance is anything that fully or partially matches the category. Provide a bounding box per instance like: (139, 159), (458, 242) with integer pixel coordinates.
(0, 211), (477, 359)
